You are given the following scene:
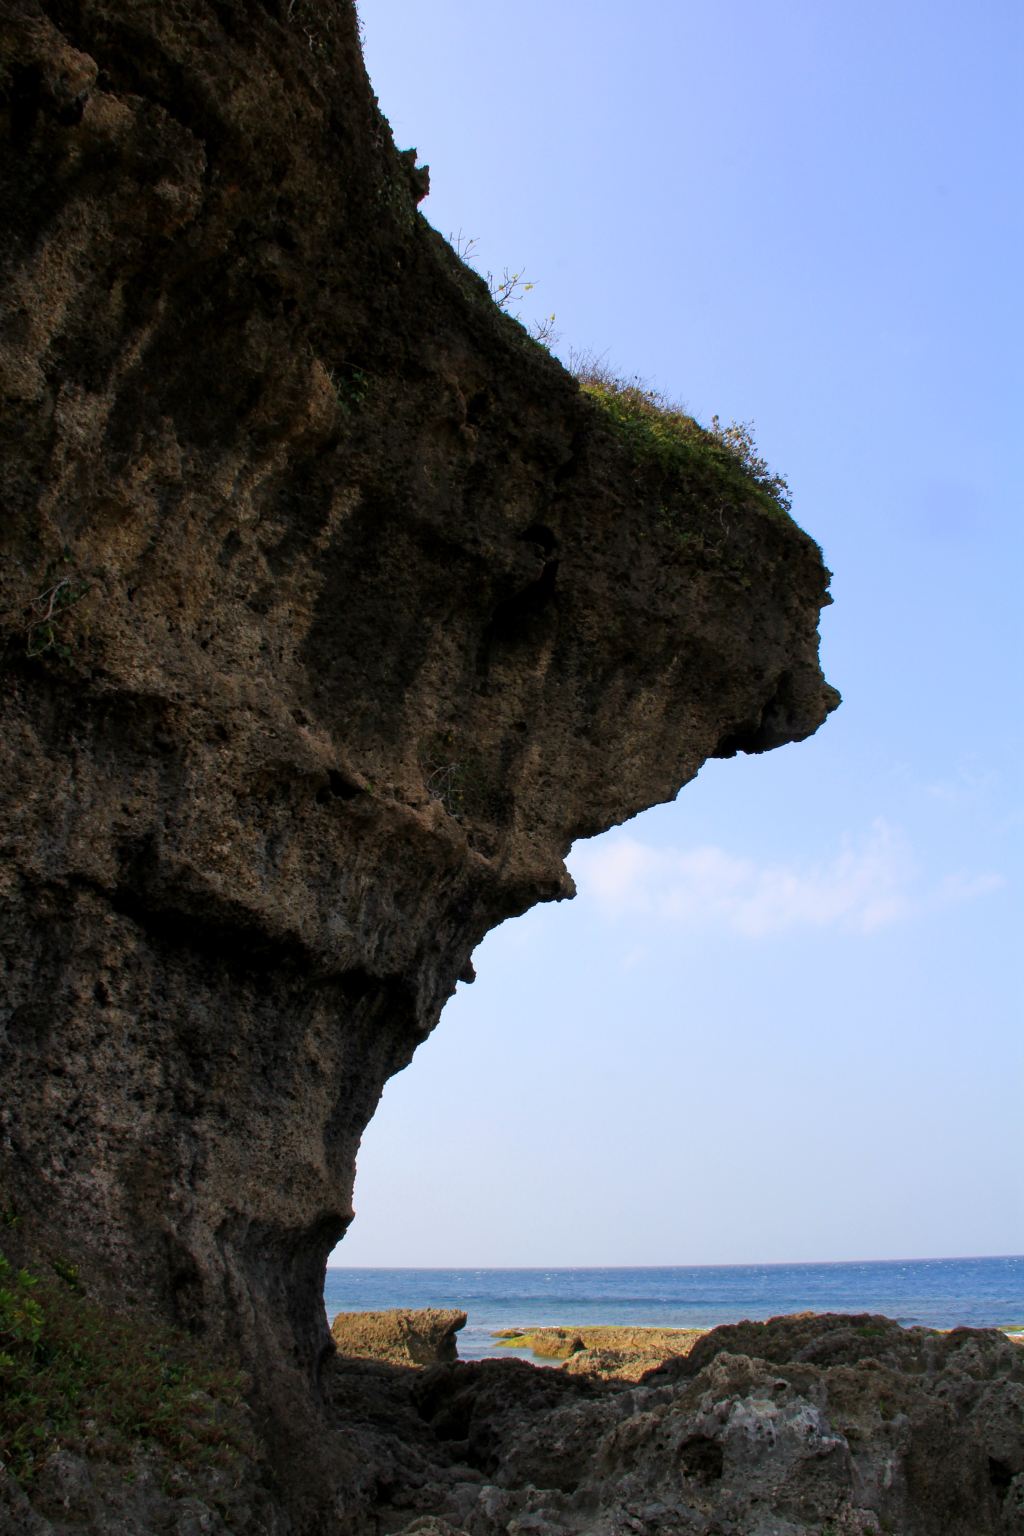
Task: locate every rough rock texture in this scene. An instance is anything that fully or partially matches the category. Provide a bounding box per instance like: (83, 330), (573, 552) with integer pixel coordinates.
(1, 0), (833, 1376)
(0, 1448), (287, 1536)
(1, 1), (839, 1530)
(369, 1314), (1024, 1536)
(7, 1314), (1021, 1535)
(332, 1309), (467, 1368)
(3, 11), (1020, 1529)
(497, 1325), (705, 1378)
(496, 1326), (590, 1359)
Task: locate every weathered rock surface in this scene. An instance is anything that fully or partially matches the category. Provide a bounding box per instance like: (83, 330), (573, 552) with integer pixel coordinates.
(1, 0), (833, 1391)
(0, 1448), (286, 1536)
(13, 1310), (1019, 1534)
(0, 0), (845, 1530)
(332, 1309), (467, 1368)
(498, 1325), (705, 1379)
(497, 1326), (590, 1359)
(379, 1314), (1024, 1536)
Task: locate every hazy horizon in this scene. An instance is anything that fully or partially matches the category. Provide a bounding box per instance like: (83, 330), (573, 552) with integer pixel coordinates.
(327, 1254), (1024, 1271)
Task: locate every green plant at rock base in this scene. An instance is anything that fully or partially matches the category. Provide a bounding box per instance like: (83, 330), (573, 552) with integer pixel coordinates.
(0, 1250), (254, 1486)
(570, 354), (793, 523)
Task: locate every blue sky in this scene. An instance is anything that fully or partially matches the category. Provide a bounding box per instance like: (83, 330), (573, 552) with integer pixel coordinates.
(335, 0), (1023, 1266)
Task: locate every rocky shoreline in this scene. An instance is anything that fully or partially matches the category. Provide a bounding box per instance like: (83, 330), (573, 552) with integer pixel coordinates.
(5, 1308), (1022, 1534)
(493, 1320), (1024, 1377)
(493, 1325), (707, 1381)
(325, 1308), (1024, 1535)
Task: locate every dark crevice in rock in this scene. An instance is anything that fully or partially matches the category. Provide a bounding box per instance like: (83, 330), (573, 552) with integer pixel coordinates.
(518, 521), (559, 556)
(315, 768), (363, 804)
(484, 557), (559, 651)
(989, 1456), (1014, 1493)
(679, 1433), (725, 1485)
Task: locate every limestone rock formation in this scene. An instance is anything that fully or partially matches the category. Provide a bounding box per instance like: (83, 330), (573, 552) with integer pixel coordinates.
(498, 1325), (705, 1379)
(2, 0), (839, 1529)
(1, 0), (834, 1378)
(3, 8), (1019, 1524)
(332, 1309), (467, 1368)
(386, 1313), (1024, 1535)
(497, 1327), (589, 1359)
(560, 1329), (705, 1382)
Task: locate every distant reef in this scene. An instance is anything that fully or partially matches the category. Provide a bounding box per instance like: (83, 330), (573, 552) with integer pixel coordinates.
(496, 1324), (706, 1379)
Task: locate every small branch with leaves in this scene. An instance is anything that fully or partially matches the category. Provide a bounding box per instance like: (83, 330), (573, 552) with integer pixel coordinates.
(448, 232), (559, 347)
(1, 562), (91, 661)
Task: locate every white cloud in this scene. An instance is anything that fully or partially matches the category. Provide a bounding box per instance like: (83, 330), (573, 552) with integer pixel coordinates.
(569, 820), (1004, 938)
(923, 764), (998, 803)
(932, 871), (1005, 907)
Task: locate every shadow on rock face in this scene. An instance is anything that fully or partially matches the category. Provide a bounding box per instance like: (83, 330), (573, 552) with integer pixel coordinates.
(320, 1314), (1024, 1536)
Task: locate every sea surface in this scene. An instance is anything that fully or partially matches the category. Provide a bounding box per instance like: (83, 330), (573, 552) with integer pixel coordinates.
(324, 1257), (1024, 1361)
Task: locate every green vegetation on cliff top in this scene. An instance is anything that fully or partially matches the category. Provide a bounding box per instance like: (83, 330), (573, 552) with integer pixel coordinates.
(572, 358), (795, 526)
(448, 236), (795, 532)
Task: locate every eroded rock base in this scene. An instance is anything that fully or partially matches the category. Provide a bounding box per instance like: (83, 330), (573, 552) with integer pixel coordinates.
(6, 1314), (1021, 1536)
(335, 1313), (1024, 1536)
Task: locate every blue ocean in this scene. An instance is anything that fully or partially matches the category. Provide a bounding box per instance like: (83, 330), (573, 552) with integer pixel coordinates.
(324, 1257), (1024, 1360)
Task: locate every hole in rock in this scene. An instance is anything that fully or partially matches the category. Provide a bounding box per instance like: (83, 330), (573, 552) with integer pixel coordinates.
(316, 769), (362, 804)
(679, 1435), (724, 1484)
(518, 522), (558, 556)
(989, 1458), (1013, 1494)
(465, 390), (491, 426)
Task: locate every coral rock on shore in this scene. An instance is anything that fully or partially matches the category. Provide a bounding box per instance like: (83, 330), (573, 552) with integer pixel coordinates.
(499, 1324), (705, 1380)
(392, 1312), (1024, 1535)
(332, 1308), (467, 1368)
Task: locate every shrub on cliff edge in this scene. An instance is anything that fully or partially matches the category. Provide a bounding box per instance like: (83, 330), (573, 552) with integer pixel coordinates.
(572, 356), (793, 521)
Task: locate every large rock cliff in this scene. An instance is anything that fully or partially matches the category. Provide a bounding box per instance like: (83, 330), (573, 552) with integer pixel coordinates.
(1, 2), (840, 1529)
